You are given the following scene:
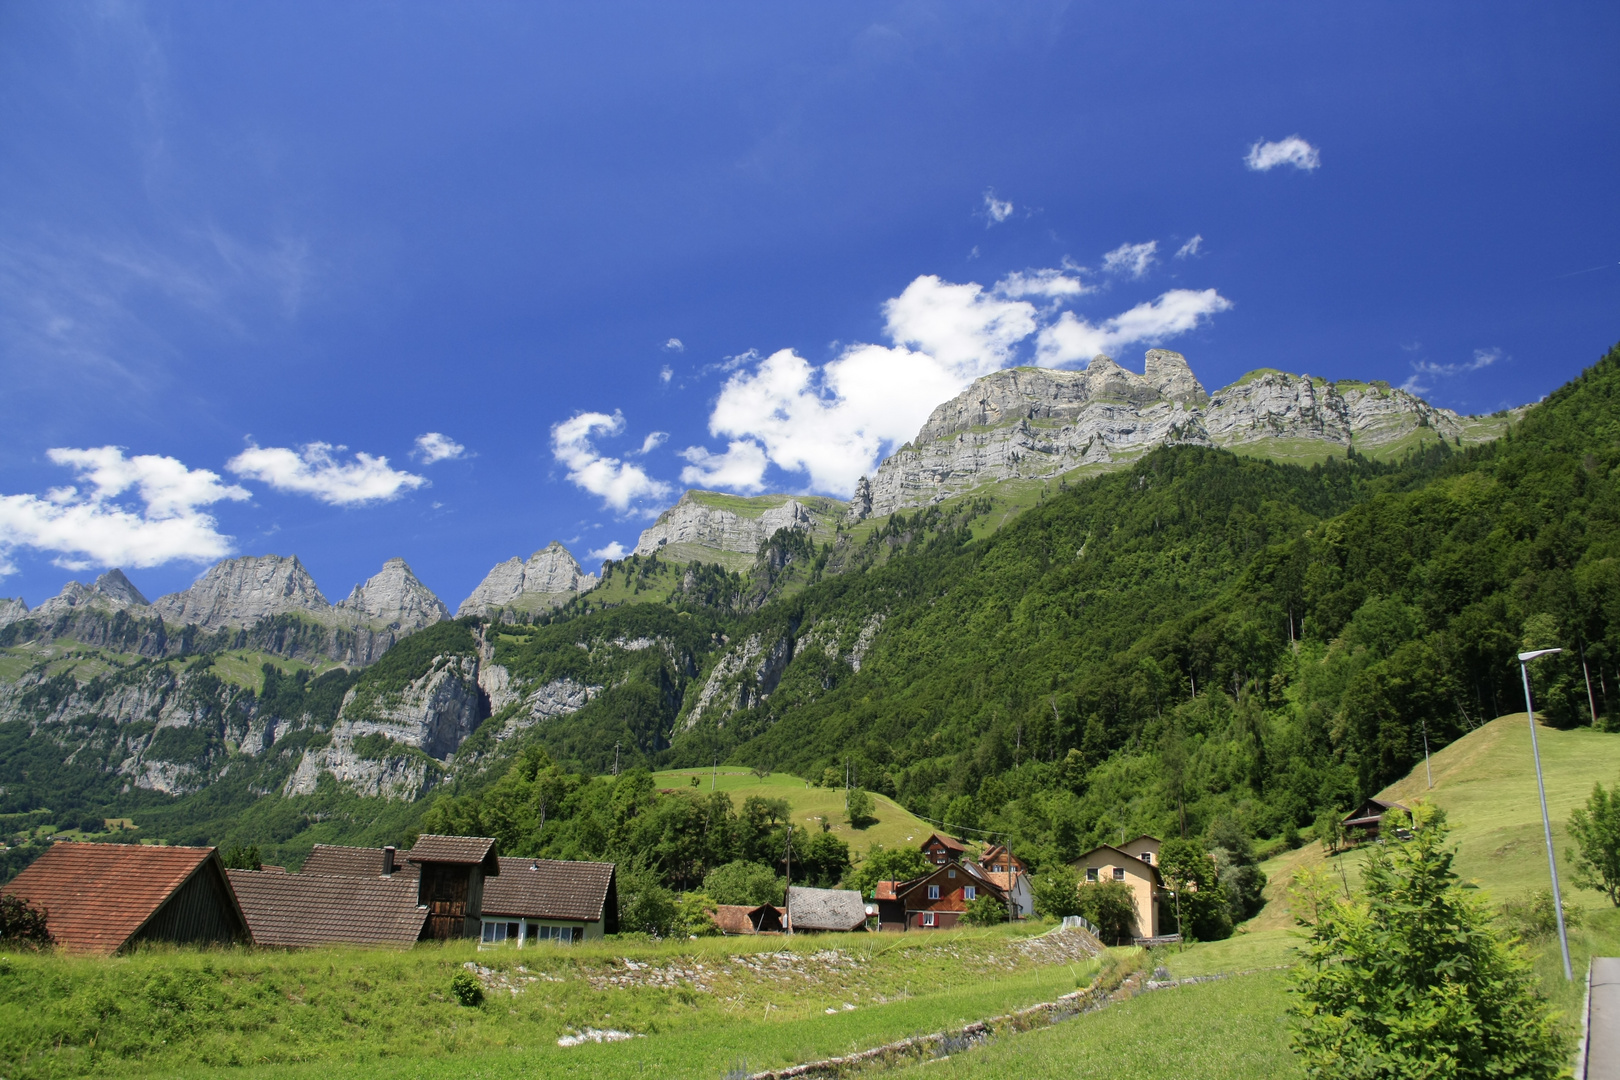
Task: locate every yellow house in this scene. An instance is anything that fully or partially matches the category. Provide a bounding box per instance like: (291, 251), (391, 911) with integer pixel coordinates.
(1071, 837), (1166, 940)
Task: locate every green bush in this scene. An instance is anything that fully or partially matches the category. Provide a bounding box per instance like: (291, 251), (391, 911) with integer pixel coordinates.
(847, 844), (931, 898)
(0, 894), (51, 945)
(221, 844), (261, 871)
(1075, 880), (1138, 944)
(701, 860), (783, 906)
(1498, 888), (1583, 942)
(1030, 863), (1082, 919)
(1290, 808), (1566, 1079)
(1569, 779), (1620, 905)
(845, 787), (875, 828)
(962, 894), (1007, 926)
(448, 971), (483, 1007)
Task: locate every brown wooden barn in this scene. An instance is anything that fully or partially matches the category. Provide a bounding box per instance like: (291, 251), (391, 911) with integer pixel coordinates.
(2, 842), (246, 955)
(406, 834), (501, 939)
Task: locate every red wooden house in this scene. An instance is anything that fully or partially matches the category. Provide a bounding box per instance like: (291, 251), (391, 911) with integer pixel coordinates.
(877, 859), (1006, 930)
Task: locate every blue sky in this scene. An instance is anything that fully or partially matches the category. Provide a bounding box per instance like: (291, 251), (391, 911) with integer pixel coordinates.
(1, 2), (1616, 611)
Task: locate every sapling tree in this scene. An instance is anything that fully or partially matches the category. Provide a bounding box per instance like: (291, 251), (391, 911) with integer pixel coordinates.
(1075, 880), (1137, 944)
(1568, 779), (1620, 905)
(1289, 806), (1566, 1079)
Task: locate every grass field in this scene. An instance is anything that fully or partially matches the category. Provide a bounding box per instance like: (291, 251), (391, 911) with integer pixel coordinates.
(650, 768), (939, 858)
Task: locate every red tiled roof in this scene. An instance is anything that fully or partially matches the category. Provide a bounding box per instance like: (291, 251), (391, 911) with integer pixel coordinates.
(227, 869), (428, 947)
(480, 857), (613, 921)
(406, 834), (499, 870)
(1, 842), (221, 955)
(301, 844), (418, 880)
(875, 881), (899, 901)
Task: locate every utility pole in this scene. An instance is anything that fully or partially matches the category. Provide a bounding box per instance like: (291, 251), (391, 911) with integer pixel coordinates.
(1422, 721), (1433, 790)
(784, 825), (793, 934)
(613, 742), (620, 778)
(1519, 649), (1574, 981)
(1581, 640), (1599, 726)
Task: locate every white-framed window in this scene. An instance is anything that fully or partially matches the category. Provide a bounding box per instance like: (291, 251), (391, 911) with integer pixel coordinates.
(481, 920), (520, 943)
(1140, 852), (1152, 864)
(1086, 867), (1099, 882)
(523, 923), (583, 944)
(964, 886), (976, 901)
(922, 911), (936, 927)
(947, 869), (956, 879)
(1113, 867), (1126, 881)
(927, 884), (940, 900)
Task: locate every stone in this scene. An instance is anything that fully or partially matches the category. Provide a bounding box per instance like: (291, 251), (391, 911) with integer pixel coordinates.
(335, 557), (449, 630)
(0, 597), (26, 627)
(457, 542), (596, 617)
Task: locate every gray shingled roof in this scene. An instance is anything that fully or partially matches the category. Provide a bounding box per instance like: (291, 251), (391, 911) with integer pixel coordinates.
(300, 844), (419, 880)
(405, 834), (499, 870)
(785, 886), (867, 932)
(227, 869), (427, 947)
(480, 857), (614, 921)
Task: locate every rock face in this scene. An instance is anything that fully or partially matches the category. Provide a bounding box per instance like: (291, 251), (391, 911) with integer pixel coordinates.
(152, 555), (330, 631)
(32, 569), (151, 619)
(633, 492), (845, 567)
(335, 558), (449, 631)
(457, 542), (596, 617)
(0, 597), (26, 627)
(858, 350), (1499, 518)
(285, 654), (485, 800)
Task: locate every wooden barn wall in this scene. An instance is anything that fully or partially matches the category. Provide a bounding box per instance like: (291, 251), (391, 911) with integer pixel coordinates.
(134, 864), (245, 948)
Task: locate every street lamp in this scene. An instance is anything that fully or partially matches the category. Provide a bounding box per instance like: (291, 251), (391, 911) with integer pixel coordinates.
(1518, 648), (1573, 981)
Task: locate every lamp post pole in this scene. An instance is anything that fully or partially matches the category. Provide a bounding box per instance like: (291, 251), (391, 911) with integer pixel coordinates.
(1518, 648), (1573, 982)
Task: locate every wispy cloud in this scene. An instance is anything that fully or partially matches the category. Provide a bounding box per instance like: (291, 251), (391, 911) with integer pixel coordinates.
(228, 443), (427, 505)
(413, 432), (467, 463)
(1102, 241), (1158, 279)
(1245, 136), (1321, 172)
(0, 447), (249, 575)
(589, 541), (629, 561)
(1174, 235), (1204, 259)
(663, 338), (685, 352)
(1400, 347), (1505, 394)
(550, 411), (673, 513)
(982, 189), (1014, 225)
(659, 365), (674, 384)
(1036, 289), (1232, 365)
(633, 432), (668, 456)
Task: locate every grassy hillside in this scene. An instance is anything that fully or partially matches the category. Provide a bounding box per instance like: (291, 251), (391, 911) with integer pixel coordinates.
(650, 768), (937, 857)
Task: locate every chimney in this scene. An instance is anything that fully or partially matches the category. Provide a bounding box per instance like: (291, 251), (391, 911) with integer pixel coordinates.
(382, 846), (396, 876)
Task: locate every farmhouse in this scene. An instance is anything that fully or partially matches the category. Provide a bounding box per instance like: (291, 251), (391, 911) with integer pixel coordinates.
(784, 886), (868, 932)
(2, 843), (246, 955)
(920, 832), (967, 866)
(877, 859), (1007, 930)
(477, 857), (618, 943)
(1341, 797), (1409, 839)
(1072, 838), (1167, 941)
(227, 866), (428, 947)
(978, 843), (1033, 918)
(408, 834), (502, 939)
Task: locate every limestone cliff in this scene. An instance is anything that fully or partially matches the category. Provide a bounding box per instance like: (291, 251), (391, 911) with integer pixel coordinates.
(151, 554), (331, 630)
(457, 542), (597, 618)
(0, 597), (26, 628)
(335, 557), (449, 630)
(633, 491), (845, 568)
(33, 568), (151, 619)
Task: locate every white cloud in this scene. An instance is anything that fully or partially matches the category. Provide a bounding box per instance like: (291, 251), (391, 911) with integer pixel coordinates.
(413, 432), (467, 463)
(1102, 241), (1158, 279)
(995, 268), (1089, 300)
(665, 267), (1233, 498)
(1245, 136), (1321, 172)
(663, 338), (685, 352)
(1174, 235), (1204, 259)
(634, 432), (668, 456)
(659, 365), (674, 384)
(589, 541), (629, 561)
(550, 411), (674, 513)
(883, 275), (1038, 379)
(1036, 289), (1234, 365)
(679, 440), (770, 493)
(982, 189), (1014, 224)
(0, 447), (249, 574)
(1401, 347), (1505, 393)
(228, 443), (427, 505)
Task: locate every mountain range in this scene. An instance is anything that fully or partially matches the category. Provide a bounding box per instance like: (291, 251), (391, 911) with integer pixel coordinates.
(2, 344), (1581, 870)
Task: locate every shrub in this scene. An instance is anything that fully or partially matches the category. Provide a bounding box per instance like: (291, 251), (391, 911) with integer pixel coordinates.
(676, 892), (721, 936)
(617, 863), (680, 937)
(1569, 780), (1620, 905)
(1031, 863), (1082, 918)
(845, 787), (875, 828)
(1289, 807), (1566, 1079)
(1499, 888), (1584, 942)
(0, 894), (51, 945)
(702, 860), (784, 906)
(449, 971), (483, 1007)
(222, 844), (262, 871)
(1075, 880), (1138, 944)
(847, 844), (932, 898)
(962, 894), (1007, 926)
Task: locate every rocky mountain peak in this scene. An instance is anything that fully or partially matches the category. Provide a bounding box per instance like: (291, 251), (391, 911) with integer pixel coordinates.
(632, 491), (842, 568)
(457, 542), (596, 617)
(32, 568), (151, 619)
(336, 557), (449, 630)
(151, 553), (330, 631)
(1143, 348), (1208, 405)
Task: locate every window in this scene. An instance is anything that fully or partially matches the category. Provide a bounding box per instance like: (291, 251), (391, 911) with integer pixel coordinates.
(523, 923), (584, 944)
(1086, 867), (1099, 882)
(947, 869), (956, 879)
(963, 886), (976, 901)
(481, 921), (519, 943)
(1113, 867), (1126, 881)
(927, 884), (940, 900)
(922, 911), (936, 927)
(1140, 852), (1152, 864)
